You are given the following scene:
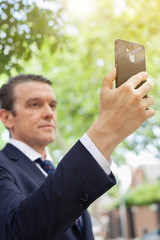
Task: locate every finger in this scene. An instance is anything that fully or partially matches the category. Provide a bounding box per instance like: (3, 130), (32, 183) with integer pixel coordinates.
(127, 71), (148, 89)
(145, 108), (155, 119)
(142, 95), (154, 108)
(102, 67), (116, 90)
(136, 79), (153, 97)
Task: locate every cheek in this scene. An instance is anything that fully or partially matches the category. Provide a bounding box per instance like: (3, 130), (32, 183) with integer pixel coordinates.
(29, 115), (41, 124)
(18, 117), (38, 133)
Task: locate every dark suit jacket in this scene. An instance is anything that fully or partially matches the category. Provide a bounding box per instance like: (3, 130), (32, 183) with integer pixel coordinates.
(0, 141), (116, 240)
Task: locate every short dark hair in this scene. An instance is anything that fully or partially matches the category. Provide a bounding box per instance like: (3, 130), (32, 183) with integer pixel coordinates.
(0, 74), (52, 115)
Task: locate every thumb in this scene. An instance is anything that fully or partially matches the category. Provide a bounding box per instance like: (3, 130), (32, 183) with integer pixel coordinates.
(102, 67), (116, 90)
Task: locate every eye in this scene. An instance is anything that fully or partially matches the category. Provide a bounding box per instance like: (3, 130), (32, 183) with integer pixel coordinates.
(29, 102), (40, 108)
(50, 104), (56, 109)
(32, 103), (37, 106)
(50, 101), (57, 109)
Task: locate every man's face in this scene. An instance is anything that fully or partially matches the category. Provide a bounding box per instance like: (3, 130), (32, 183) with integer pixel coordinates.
(9, 81), (57, 151)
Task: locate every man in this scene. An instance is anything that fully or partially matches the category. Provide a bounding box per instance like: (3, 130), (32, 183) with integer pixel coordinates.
(0, 68), (154, 240)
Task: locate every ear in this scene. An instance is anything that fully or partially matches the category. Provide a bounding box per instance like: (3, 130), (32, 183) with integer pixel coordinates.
(0, 109), (14, 130)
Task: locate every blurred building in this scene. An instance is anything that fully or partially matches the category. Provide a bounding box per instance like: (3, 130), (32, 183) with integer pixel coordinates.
(90, 163), (160, 239)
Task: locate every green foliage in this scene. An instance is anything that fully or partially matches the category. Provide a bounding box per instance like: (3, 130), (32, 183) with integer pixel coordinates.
(0, 0), (65, 75)
(125, 182), (160, 208)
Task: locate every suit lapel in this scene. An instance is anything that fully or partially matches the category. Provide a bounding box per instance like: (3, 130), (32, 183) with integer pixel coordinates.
(2, 143), (46, 185)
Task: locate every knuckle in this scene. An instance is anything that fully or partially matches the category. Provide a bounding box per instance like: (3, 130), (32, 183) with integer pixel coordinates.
(138, 110), (146, 122)
(149, 96), (154, 105)
(122, 83), (132, 93)
(140, 71), (148, 79)
(139, 104), (145, 113)
(151, 96), (154, 104)
(148, 81), (153, 90)
(122, 84), (142, 102)
(133, 91), (141, 102)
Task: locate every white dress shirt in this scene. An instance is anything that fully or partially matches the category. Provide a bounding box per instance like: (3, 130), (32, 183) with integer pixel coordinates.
(8, 133), (111, 176)
(80, 133), (111, 175)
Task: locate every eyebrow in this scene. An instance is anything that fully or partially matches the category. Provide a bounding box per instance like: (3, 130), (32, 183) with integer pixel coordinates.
(25, 98), (58, 105)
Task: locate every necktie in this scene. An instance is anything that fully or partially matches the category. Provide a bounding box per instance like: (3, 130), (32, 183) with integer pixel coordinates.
(75, 218), (83, 233)
(35, 158), (83, 235)
(35, 158), (55, 174)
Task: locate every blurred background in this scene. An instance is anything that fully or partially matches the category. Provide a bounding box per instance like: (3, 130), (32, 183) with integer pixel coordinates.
(0, 0), (160, 239)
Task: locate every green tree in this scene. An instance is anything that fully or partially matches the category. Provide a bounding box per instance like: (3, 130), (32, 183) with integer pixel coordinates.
(0, 0), (65, 75)
(125, 181), (160, 208)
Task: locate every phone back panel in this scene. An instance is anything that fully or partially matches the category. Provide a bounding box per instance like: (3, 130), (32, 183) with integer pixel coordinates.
(115, 39), (146, 87)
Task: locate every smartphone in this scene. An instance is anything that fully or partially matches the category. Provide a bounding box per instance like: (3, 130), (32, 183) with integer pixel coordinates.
(115, 39), (146, 88)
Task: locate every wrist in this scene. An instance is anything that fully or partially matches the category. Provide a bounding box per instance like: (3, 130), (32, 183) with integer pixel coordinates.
(87, 118), (119, 159)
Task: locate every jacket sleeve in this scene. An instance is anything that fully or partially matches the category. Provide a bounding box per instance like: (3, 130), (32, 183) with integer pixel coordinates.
(0, 141), (116, 240)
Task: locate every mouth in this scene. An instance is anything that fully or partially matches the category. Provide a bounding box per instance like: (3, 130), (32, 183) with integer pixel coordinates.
(38, 124), (55, 129)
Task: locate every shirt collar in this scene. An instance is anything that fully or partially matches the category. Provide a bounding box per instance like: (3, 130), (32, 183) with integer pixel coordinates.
(8, 138), (53, 162)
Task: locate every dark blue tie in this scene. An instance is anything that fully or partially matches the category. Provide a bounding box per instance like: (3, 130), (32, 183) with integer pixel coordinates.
(35, 159), (55, 174)
(75, 218), (83, 233)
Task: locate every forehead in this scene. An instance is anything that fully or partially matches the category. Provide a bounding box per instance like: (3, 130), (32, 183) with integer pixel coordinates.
(14, 81), (56, 101)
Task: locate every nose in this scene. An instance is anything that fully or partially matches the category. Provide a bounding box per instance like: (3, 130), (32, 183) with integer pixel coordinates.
(42, 104), (56, 120)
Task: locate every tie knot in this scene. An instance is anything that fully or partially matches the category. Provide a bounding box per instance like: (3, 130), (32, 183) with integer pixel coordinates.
(36, 158), (55, 174)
